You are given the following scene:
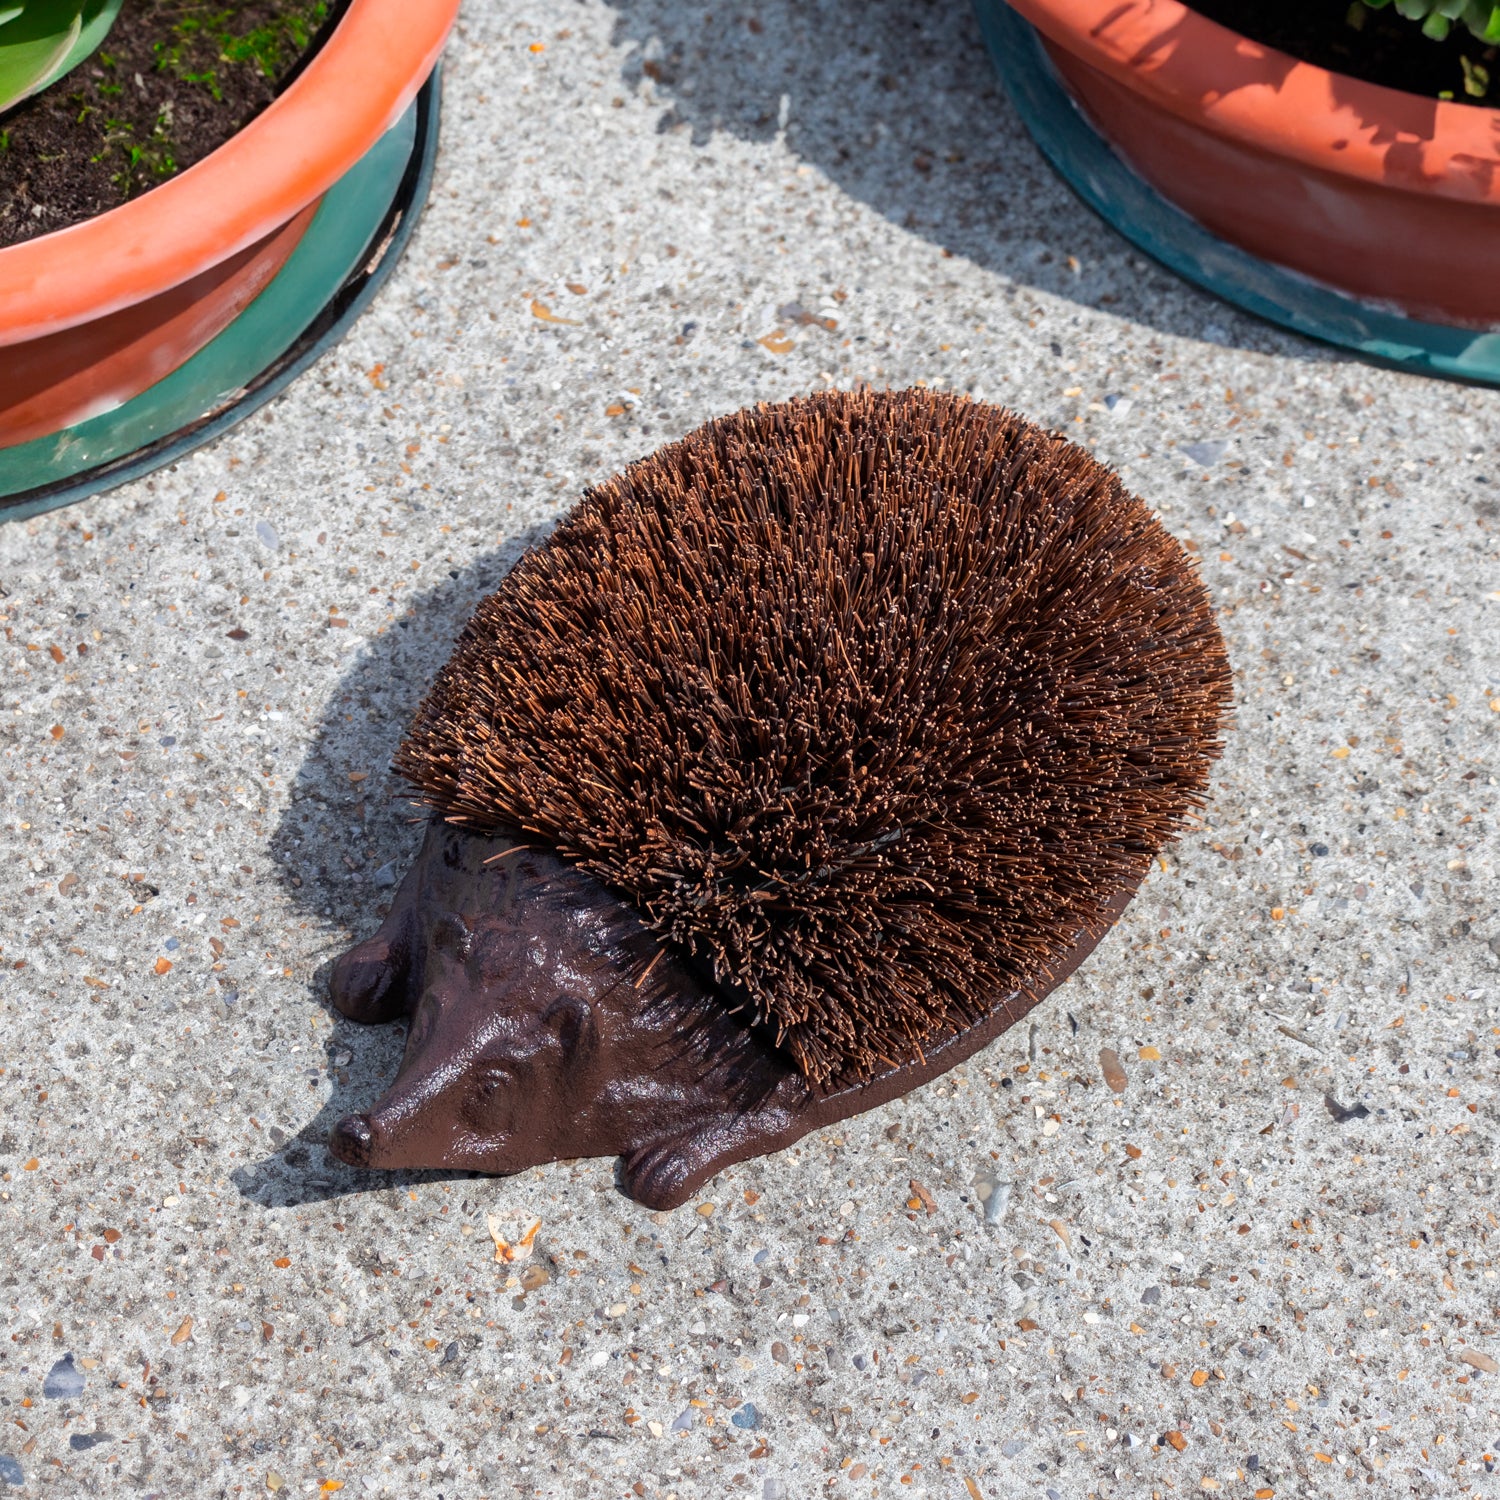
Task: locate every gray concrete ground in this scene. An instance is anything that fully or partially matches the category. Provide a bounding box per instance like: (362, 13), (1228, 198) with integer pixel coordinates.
(2, 0), (1498, 1495)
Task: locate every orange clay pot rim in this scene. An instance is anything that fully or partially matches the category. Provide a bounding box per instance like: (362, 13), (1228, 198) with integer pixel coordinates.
(1005, 0), (1500, 206)
(0, 0), (458, 345)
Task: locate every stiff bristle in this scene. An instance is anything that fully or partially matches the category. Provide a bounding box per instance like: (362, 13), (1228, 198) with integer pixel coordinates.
(397, 389), (1232, 1087)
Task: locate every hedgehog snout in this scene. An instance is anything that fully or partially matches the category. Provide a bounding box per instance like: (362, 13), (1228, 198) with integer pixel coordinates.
(328, 1113), (375, 1167)
(328, 1100), (441, 1171)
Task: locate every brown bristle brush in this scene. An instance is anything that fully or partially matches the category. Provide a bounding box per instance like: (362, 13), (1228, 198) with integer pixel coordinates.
(326, 388), (1232, 1209)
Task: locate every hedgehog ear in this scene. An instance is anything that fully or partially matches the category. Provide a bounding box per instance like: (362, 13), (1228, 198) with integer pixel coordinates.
(541, 994), (598, 1062)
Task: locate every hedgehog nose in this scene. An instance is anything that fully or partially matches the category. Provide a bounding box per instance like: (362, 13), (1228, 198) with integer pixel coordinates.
(329, 1114), (374, 1166)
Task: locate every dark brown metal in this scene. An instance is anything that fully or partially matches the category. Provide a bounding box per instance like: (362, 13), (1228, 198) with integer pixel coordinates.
(327, 819), (1140, 1209)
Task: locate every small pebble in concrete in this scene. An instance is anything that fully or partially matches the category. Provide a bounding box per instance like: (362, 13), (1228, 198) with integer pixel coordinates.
(1099, 1047), (1128, 1093)
(42, 1353), (84, 1399)
(1323, 1094), (1371, 1124)
(1181, 440), (1227, 466)
(0, 1456), (22, 1488)
(68, 1432), (113, 1452)
(976, 1177), (1011, 1228)
(730, 1402), (760, 1430)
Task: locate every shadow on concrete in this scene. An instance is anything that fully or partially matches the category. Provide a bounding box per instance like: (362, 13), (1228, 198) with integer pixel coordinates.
(601, 0), (1326, 359)
(232, 526), (552, 1207)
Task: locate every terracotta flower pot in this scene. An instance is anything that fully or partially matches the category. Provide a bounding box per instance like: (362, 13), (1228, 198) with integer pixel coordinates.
(995, 0), (1500, 330)
(0, 0), (459, 450)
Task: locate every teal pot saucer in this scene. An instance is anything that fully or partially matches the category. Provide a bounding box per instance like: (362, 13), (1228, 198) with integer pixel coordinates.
(972, 3), (1500, 386)
(0, 68), (441, 523)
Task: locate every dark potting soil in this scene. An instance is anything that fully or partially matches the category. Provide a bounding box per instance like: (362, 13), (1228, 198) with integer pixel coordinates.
(1187, 0), (1499, 103)
(0, 1), (348, 249)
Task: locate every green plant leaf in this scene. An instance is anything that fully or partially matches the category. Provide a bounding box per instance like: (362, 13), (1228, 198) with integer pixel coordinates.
(0, 0), (82, 112)
(0, 0), (122, 114)
(47, 0), (123, 89)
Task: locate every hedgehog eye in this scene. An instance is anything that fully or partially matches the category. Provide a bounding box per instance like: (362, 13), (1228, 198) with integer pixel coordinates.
(474, 1063), (511, 1100)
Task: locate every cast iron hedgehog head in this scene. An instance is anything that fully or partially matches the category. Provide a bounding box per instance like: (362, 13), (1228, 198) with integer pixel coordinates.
(327, 388), (1231, 1208)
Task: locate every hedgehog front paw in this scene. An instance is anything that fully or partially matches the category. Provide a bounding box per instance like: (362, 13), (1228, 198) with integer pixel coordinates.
(620, 1135), (709, 1211)
(621, 1106), (797, 1210)
(330, 931), (412, 1023)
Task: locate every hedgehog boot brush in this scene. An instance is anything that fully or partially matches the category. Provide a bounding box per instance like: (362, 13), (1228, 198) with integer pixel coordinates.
(327, 388), (1232, 1210)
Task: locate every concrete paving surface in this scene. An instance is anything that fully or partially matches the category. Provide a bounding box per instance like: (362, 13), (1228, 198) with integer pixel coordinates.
(1, 0), (1498, 1495)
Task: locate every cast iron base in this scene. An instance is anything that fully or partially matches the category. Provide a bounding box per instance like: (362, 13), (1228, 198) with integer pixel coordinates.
(326, 821), (1139, 1210)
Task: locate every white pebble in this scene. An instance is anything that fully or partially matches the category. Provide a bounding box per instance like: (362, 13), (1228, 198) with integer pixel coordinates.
(982, 1180), (1012, 1228)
